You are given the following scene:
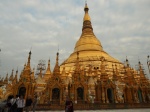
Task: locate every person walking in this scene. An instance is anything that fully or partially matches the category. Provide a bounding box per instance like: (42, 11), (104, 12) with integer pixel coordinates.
(25, 95), (32, 112)
(32, 95), (37, 112)
(65, 96), (73, 112)
(6, 95), (13, 112)
(16, 95), (25, 112)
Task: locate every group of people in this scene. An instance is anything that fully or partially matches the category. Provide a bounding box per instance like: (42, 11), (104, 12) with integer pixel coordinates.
(3, 95), (73, 112)
(4, 95), (37, 112)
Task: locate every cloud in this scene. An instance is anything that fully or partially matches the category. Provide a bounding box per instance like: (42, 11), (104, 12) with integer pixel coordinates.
(0, 0), (150, 79)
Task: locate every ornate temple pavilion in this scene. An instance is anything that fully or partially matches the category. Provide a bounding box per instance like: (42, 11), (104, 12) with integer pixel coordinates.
(0, 4), (150, 107)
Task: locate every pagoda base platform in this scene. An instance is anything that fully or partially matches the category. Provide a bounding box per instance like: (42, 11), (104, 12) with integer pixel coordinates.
(35, 103), (150, 110)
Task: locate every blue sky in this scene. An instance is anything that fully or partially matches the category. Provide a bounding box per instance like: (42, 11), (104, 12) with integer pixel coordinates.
(0, 0), (150, 78)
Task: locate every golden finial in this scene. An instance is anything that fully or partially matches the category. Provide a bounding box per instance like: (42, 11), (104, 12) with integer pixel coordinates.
(84, 1), (91, 22)
(85, 0), (87, 7)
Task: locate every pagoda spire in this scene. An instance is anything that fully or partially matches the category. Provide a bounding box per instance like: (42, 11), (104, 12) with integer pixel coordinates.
(83, 3), (91, 22)
(4, 73), (8, 84)
(46, 59), (51, 74)
(44, 59), (52, 81)
(13, 70), (18, 84)
(73, 3), (103, 53)
(138, 61), (148, 85)
(125, 57), (130, 67)
(82, 3), (93, 31)
(15, 70), (18, 80)
(9, 69), (14, 81)
(24, 63), (26, 70)
(26, 51), (31, 69)
(138, 61), (145, 77)
(53, 52), (60, 75)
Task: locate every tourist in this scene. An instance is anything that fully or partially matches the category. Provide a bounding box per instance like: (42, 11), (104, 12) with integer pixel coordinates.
(16, 95), (25, 112)
(5, 95), (12, 112)
(65, 96), (73, 112)
(25, 95), (32, 112)
(10, 95), (18, 112)
(32, 95), (37, 112)
(7, 95), (14, 112)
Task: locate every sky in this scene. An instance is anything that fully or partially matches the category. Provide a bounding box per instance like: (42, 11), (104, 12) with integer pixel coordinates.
(0, 0), (150, 79)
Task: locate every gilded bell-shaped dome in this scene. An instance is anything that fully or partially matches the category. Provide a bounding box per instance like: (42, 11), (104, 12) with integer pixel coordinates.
(74, 31), (103, 52)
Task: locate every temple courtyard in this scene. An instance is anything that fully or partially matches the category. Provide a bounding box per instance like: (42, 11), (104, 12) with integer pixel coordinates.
(35, 108), (150, 112)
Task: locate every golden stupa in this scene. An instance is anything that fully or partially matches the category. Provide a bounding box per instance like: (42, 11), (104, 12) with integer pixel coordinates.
(61, 3), (121, 73)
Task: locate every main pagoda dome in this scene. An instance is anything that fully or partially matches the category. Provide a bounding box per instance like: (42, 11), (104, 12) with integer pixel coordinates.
(61, 4), (121, 71)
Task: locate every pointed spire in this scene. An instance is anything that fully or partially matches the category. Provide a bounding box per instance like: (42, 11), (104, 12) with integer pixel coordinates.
(53, 52), (60, 75)
(13, 70), (18, 84)
(9, 69), (14, 81)
(26, 51), (31, 69)
(24, 63), (26, 70)
(82, 3), (93, 31)
(138, 61), (144, 75)
(4, 73), (8, 84)
(137, 61), (148, 85)
(46, 59), (51, 74)
(125, 57), (129, 67)
(15, 69), (18, 79)
(44, 59), (51, 81)
(84, 3), (91, 22)
(69, 3), (103, 55)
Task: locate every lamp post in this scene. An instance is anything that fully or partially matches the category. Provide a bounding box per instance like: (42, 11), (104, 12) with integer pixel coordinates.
(147, 55), (150, 74)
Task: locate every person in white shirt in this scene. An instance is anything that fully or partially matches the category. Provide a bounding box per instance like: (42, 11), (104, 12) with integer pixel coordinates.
(16, 95), (25, 112)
